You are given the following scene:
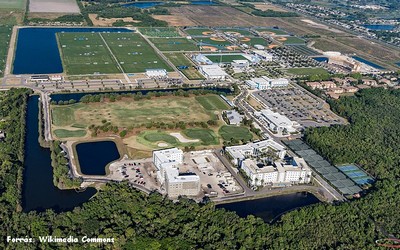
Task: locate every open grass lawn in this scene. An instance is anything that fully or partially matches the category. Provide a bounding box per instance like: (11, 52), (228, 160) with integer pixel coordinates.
(51, 95), (226, 130)
(0, 0), (25, 9)
(139, 27), (180, 37)
(256, 28), (288, 36)
(58, 32), (172, 75)
(149, 38), (198, 51)
(57, 32), (120, 75)
(0, 26), (12, 77)
(143, 131), (178, 144)
(240, 37), (270, 46)
(184, 28), (214, 36)
(205, 54), (248, 63)
(217, 28), (253, 36)
(219, 125), (253, 141)
(164, 53), (205, 80)
(102, 33), (173, 73)
(195, 95), (230, 111)
(183, 128), (219, 145)
(284, 67), (328, 76)
(283, 36), (306, 45)
(54, 129), (86, 138)
(195, 37), (232, 47)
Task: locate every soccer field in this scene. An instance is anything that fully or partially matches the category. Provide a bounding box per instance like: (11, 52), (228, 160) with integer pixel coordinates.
(149, 38), (199, 51)
(164, 53), (205, 80)
(58, 32), (173, 74)
(184, 28), (214, 36)
(0, 26), (12, 77)
(205, 54), (248, 63)
(239, 37), (270, 46)
(217, 28), (253, 36)
(139, 27), (181, 37)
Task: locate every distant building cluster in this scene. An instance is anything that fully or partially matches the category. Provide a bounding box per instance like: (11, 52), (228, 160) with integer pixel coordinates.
(153, 148), (200, 198)
(246, 76), (289, 90)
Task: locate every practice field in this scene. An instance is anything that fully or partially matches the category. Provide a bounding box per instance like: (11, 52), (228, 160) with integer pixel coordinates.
(204, 54), (249, 63)
(0, 0), (26, 9)
(218, 125), (253, 141)
(238, 37), (269, 46)
(57, 32), (120, 75)
(51, 95), (227, 131)
(217, 28), (253, 36)
(184, 28), (214, 36)
(284, 67), (328, 76)
(195, 95), (230, 110)
(164, 53), (205, 80)
(101, 33), (173, 73)
(183, 128), (219, 145)
(149, 38), (199, 51)
(256, 28), (288, 36)
(282, 36), (306, 45)
(195, 37), (232, 47)
(139, 27), (181, 37)
(0, 26), (12, 77)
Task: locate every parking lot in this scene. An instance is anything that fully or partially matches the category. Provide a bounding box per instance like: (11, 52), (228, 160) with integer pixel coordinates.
(182, 151), (243, 198)
(253, 86), (344, 127)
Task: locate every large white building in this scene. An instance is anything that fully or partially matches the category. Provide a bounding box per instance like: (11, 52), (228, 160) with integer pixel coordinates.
(146, 69), (168, 78)
(246, 76), (289, 90)
(199, 65), (228, 80)
(241, 157), (312, 186)
(153, 148), (200, 197)
(256, 109), (298, 134)
(253, 50), (273, 61)
(225, 139), (287, 166)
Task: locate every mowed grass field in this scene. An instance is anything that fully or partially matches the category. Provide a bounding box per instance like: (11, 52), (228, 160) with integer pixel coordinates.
(149, 38), (199, 51)
(256, 28), (288, 36)
(139, 27), (180, 37)
(164, 53), (205, 80)
(217, 28), (253, 36)
(219, 125), (253, 141)
(0, 26), (12, 77)
(54, 129), (87, 138)
(239, 37), (270, 46)
(57, 32), (119, 75)
(283, 36), (306, 45)
(51, 95), (227, 129)
(205, 54), (248, 63)
(58, 32), (172, 75)
(196, 37), (232, 47)
(0, 0), (26, 9)
(284, 67), (329, 76)
(184, 28), (214, 36)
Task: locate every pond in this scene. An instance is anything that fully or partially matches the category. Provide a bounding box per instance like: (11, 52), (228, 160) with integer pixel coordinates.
(363, 24), (395, 31)
(352, 56), (385, 70)
(190, 1), (217, 5)
(75, 141), (121, 175)
(22, 96), (97, 212)
(123, 1), (164, 8)
(312, 56), (329, 63)
(217, 192), (320, 223)
(13, 27), (132, 75)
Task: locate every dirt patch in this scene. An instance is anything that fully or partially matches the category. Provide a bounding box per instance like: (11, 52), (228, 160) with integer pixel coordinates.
(210, 37), (226, 42)
(157, 142), (169, 147)
(268, 44), (279, 49)
(201, 45), (218, 51)
(202, 31), (214, 36)
(277, 37), (287, 41)
(152, 14), (196, 26)
(226, 45), (239, 51)
(240, 37), (251, 42)
(89, 14), (140, 27)
(301, 19), (343, 34)
(251, 3), (287, 12)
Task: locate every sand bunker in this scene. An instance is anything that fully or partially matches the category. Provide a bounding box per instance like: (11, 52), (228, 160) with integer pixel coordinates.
(158, 142), (169, 147)
(210, 37), (226, 42)
(170, 133), (199, 143)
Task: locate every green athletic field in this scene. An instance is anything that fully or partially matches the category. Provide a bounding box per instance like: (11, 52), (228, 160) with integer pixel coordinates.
(239, 37), (270, 46)
(149, 38), (199, 51)
(184, 28), (214, 36)
(195, 37), (232, 47)
(183, 128), (219, 145)
(216, 28), (253, 36)
(195, 95), (230, 110)
(0, 26), (12, 77)
(139, 27), (181, 37)
(218, 125), (253, 141)
(283, 36), (306, 45)
(57, 32), (172, 75)
(256, 28), (288, 36)
(204, 54), (248, 63)
(0, 0), (26, 9)
(284, 67), (329, 76)
(164, 53), (205, 80)
(54, 129), (87, 138)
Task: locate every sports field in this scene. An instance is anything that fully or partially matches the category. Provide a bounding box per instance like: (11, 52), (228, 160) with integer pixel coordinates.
(149, 38), (199, 51)
(282, 36), (306, 45)
(256, 28), (288, 36)
(51, 95), (228, 135)
(0, 0), (26, 9)
(195, 95), (230, 110)
(184, 28), (214, 36)
(196, 37), (232, 47)
(217, 28), (253, 36)
(239, 37), (269, 46)
(57, 32), (172, 75)
(284, 67), (328, 76)
(218, 125), (253, 141)
(164, 53), (205, 80)
(0, 26), (12, 77)
(204, 54), (248, 63)
(139, 27), (180, 37)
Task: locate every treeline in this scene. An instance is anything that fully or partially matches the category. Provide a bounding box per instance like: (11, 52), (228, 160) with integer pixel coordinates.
(50, 141), (82, 189)
(252, 10), (300, 17)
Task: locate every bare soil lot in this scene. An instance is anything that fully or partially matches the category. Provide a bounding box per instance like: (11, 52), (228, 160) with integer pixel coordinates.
(152, 15), (196, 27)
(29, 0), (80, 13)
(251, 3), (288, 12)
(89, 14), (140, 27)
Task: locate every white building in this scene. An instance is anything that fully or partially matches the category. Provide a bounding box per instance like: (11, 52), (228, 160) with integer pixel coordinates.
(246, 76), (289, 90)
(256, 109), (298, 134)
(153, 148), (200, 197)
(199, 65), (228, 80)
(253, 50), (273, 61)
(241, 157), (312, 186)
(146, 69), (168, 78)
(224, 109), (243, 125)
(225, 139), (287, 166)
(231, 60), (250, 69)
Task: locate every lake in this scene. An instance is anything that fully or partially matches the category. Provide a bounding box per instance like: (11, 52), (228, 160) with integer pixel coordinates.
(352, 56), (385, 70)
(123, 2), (164, 8)
(217, 192), (320, 223)
(13, 27), (132, 75)
(190, 1), (217, 5)
(363, 24), (395, 31)
(76, 141), (120, 175)
(312, 56), (328, 63)
(22, 96), (97, 212)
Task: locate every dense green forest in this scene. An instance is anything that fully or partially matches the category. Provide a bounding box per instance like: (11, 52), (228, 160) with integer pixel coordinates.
(1, 88), (400, 249)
